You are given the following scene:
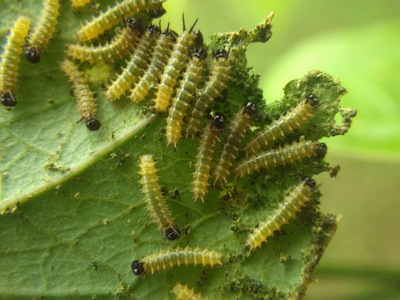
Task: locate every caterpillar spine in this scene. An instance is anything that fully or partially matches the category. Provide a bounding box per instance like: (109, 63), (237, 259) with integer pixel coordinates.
(66, 16), (143, 64)
(192, 114), (225, 202)
(105, 25), (160, 101)
(76, 0), (165, 42)
(25, 0), (60, 63)
(60, 59), (101, 131)
(153, 18), (203, 112)
(213, 102), (257, 184)
(166, 47), (207, 147)
(186, 49), (231, 138)
(138, 155), (180, 240)
(235, 140), (327, 178)
(0, 17), (30, 107)
(246, 177), (316, 251)
(129, 28), (177, 103)
(244, 94), (319, 156)
(131, 246), (223, 276)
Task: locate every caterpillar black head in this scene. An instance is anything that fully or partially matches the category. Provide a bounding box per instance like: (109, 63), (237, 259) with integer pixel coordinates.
(211, 113), (226, 131)
(213, 49), (229, 60)
(193, 47), (207, 60)
(131, 260), (145, 276)
(314, 142), (327, 159)
(303, 177), (316, 189)
(126, 16), (144, 32)
(243, 101), (257, 117)
(25, 47), (40, 63)
(86, 118), (101, 131)
(165, 226), (181, 241)
(145, 24), (161, 36)
(1, 90), (17, 107)
(306, 94), (319, 109)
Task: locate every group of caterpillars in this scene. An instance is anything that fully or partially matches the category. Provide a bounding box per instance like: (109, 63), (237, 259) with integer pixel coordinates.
(134, 56), (327, 289)
(1, 0), (330, 298)
(0, 0), (59, 107)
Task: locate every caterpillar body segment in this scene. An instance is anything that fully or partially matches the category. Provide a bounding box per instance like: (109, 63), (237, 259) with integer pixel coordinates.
(129, 28), (177, 103)
(213, 101), (257, 184)
(192, 114), (225, 202)
(138, 155), (180, 241)
(76, 0), (165, 42)
(60, 59), (101, 130)
(186, 49), (231, 138)
(244, 94), (319, 156)
(153, 19), (203, 112)
(66, 16), (143, 64)
(171, 283), (207, 300)
(131, 246), (223, 276)
(235, 140), (327, 178)
(70, 0), (91, 9)
(246, 177), (316, 251)
(166, 47), (207, 147)
(0, 17), (30, 107)
(105, 24), (160, 101)
(25, 0), (60, 63)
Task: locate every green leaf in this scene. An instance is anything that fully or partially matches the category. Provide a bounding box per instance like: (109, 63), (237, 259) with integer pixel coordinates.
(0, 1), (355, 299)
(260, 20), (400, 157)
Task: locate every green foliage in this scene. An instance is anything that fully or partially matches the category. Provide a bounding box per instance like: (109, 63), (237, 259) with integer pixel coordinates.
(0, 1), (356, 299)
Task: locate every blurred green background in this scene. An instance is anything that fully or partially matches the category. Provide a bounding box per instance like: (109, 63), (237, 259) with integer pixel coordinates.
(161, 0), (400, 299)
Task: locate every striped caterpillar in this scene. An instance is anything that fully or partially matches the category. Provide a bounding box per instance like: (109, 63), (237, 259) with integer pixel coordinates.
(25, 0), (60, 63)
(76, 0), (165, 42)
(0, 17), (30, 107)
(186, 49), (231, 138)
(246, 177), (316, 251)
(166, 47), (207, 147)
(138, 155), (180, 240)
(131, 246), (223, 276)
(66, 16), (143, 64)
(192, 113), (225, 202)
(153, 17), (203, 112)
(171, 282), (207, 300)
(235, 140), (327, 178)
(213, 101), (257, 184)
(60, 59), (101, 131)
(244, 94), (319, 156)
(129, 26), (177, 103)
(105, 24), (160, 101)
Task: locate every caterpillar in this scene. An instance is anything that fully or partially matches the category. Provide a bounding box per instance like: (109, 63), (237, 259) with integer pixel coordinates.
(166, 47), (207, 147)
(131, 246), (223, 276)
(138, 155), (180, 241)
(246, 177), (316, 251)
(186, 49), (231, 138)
(129, 26), (177, 103)
(153, 17), (203, 112)
(213, 101), (257, 184)
(76, 0), (165, 42)
(105, 24), (160, 101)
(25, 0), (60, 63)
(70, 0), (91, 9)
(235, 140), (327, 178)
(0, 17), (30, 107)
(171, 282), (207, 300)
(192, 113), (225, 202)
(66, 16), (143, 64)
(244, 94), (319, 156)
(60, 59), (101, 131)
